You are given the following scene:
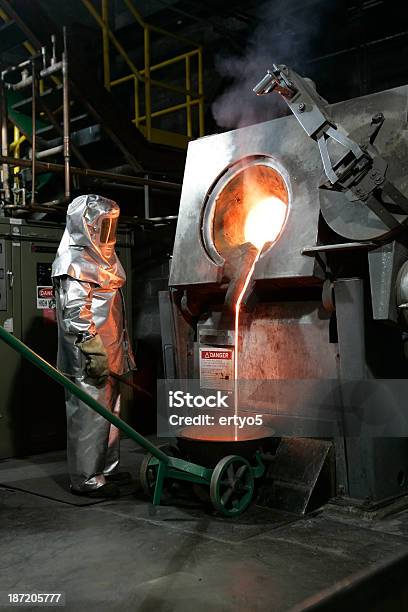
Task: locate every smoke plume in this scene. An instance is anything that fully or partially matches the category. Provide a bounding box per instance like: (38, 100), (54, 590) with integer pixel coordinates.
(212, 1), (319, 129)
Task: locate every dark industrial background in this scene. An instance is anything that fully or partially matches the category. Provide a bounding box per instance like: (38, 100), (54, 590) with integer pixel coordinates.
(0, 0), (408, 430)
(2, 0), (407, 180)
(2, 3), (408, 611)
(0, 0), (408, 438)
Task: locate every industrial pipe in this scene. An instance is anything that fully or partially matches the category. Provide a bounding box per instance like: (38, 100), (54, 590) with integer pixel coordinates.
(62, 27), (70, 200)
(0, 325), (170, 464)
(31, 58), (37, 206)
(0, 78), (10, 202)
(7, 62), (63, 91)
(97, 181), (179, 196)
(36, 145), (64, 159)
(0, 155), (181, 192)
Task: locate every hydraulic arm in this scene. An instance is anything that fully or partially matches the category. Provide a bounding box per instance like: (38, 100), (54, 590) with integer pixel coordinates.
(254, 64), (408, 233)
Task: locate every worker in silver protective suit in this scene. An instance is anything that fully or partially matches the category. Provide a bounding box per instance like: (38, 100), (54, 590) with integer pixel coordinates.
(52, 194), (135, 498)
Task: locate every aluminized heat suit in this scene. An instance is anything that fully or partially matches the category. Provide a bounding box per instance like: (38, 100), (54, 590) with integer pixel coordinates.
(52, 194), (135, 492)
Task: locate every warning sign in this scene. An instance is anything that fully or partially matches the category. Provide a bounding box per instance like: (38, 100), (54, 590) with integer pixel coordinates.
(36, 286), (55, 310)
(199, 346), (234, 390)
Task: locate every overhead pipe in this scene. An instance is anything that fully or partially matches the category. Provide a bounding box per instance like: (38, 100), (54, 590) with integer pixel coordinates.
(30, 58), (37, 206)
(36, 145), (64, 159)
(0, 155), (181, 192)
(62, 27), (70, 200)
(6, 62), (63, 91)
(0, 77), (10, 202)
(97, 181), (179, 196)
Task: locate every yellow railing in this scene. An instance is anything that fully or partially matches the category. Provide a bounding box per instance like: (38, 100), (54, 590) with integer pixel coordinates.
(81, 0), (204, 149)
(10, 126), (26, 175)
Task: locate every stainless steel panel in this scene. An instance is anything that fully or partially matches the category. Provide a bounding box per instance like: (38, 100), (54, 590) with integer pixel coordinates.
(368, 241), (408, 323)
(170, 85), (408, 288)
(196, 301), (338, 387)
(170, 111), (322, 287)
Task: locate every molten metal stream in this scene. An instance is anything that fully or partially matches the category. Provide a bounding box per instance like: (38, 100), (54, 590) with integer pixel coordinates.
(233, 246), (262, 440)
(232, 194), (287, 440)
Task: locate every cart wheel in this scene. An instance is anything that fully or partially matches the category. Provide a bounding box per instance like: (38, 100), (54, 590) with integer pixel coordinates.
(210, 455), (254, 517)
(139, 444), (180, 499)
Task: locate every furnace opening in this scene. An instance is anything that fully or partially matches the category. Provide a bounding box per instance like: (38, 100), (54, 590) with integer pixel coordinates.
(203, 159), (289, 265)
(244, 196), (287, 250)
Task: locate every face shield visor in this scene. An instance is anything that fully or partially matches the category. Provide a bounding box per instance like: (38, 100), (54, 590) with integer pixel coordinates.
(97, 214), (118, 260)
(82, 198), (120, 261)
(100, 216), (118, 244)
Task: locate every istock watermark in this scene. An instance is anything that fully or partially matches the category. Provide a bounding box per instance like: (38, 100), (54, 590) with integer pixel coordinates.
(162, 386), (264, 433)
(158, 378), (408, 438)
(168, 390), (230, 408)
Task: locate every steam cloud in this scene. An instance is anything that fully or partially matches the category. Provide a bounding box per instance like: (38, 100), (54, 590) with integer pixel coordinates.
(212, 1), (319, 129)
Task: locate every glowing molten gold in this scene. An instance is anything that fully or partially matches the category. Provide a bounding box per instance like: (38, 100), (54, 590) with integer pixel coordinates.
(244, 195), (287, 250)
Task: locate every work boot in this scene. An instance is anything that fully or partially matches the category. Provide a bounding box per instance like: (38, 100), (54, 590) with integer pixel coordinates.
(105, 471), (132, 485)
(71, 482), (120, 499)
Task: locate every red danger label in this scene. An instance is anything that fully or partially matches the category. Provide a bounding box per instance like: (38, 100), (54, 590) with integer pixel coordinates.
(201, 350), (232, 360)
(38, 287), (54, 299)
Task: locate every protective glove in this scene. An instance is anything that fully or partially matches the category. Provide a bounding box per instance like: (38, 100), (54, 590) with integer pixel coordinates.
(78, 334), (109, 384)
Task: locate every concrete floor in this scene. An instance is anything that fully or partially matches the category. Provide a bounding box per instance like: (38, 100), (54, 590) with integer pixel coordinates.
(1, 445), (408, 611)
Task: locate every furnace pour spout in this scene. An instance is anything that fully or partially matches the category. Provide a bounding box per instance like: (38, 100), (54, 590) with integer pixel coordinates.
(223, 242), (260, 313)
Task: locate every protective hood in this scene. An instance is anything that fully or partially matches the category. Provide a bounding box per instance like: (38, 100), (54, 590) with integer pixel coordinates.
(52, 194), (126, 288)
